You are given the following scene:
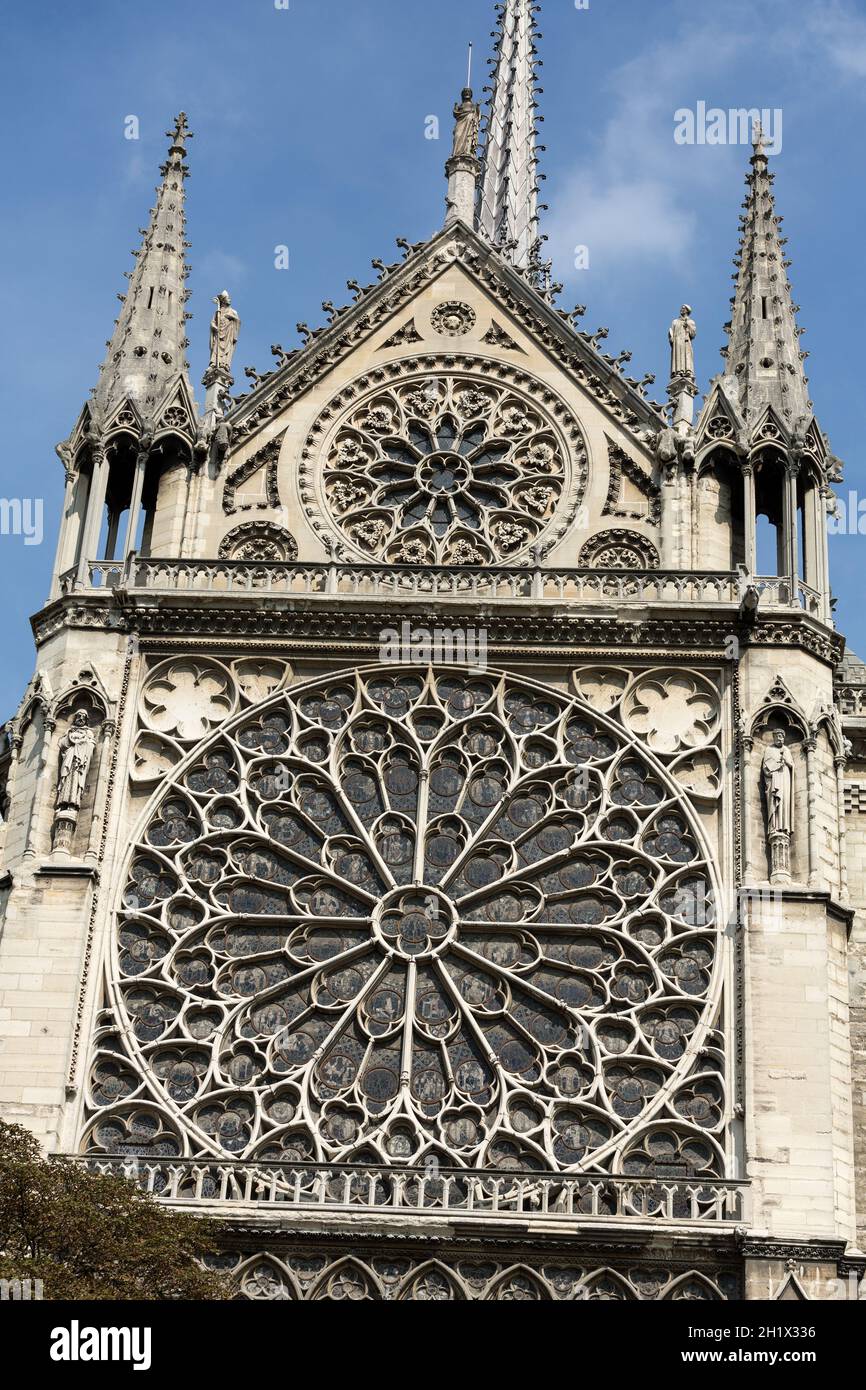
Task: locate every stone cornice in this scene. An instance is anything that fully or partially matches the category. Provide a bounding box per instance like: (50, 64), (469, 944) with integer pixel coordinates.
(739, 1237), (848, 1263)
(211, 1214), (741, 1261)
(740, 885), (855, 931)
(30, 587), (844, 667)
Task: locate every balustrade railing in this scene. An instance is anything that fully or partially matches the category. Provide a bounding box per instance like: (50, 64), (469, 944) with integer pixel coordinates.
(75, 1156), (748, 1225)
(54, 557), (826, 616)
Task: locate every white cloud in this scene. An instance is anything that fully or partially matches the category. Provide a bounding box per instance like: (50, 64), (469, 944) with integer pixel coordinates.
(198, 249), (248, 286)
(550, 175), (697, 274)
(546, 0), (866, 289)
(807, 0), (866, 78)
(546, 14), (745, 283)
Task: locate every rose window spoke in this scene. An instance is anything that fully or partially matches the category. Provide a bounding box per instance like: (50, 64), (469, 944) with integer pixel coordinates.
(87, 668), (726, 1177)
(319, 374), (576, 564)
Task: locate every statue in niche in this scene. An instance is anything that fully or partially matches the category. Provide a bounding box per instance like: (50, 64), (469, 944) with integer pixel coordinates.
(668, 304), (697, 382)
(56, 711), (96, 811)
(208, 291), (241, 375)
(53, 710), (97, 855)
(761, 729), (794, 881)
(451, 89), (481, 160)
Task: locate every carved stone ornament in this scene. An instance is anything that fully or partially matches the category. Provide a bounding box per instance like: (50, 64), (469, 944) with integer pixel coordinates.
(450, 90), (481, 160)
(139, 658), (238, 744)
(483, 320), (522, 352)
(578, 529), (660, 571)
(221, 1250), (738, 1301)
(52, 710), (98, 853)
(223, 435), (283, 515)
(761, 730), (794, 883)
(381, 319), (423, 350)
(669, 305), (697, 383)
(83, 666), (726, 1181)
(306, 363), (587, 565)
(218, 522), (298, 563)
(431, 301), (477, 337)
(604, 437), (661, 525)
(209, 291), (241, 375)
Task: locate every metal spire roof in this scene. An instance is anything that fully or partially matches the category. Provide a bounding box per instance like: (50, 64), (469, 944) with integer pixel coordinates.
(475, 0), (544, 277)
(92, 113), (194, 427)
(721, 127), (812, 428)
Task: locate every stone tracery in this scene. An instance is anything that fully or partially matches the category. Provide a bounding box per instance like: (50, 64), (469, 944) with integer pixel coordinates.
(227, 1250), (737, 1301)
(315, 371), (580, 565)
(86, 667), (726, 1177)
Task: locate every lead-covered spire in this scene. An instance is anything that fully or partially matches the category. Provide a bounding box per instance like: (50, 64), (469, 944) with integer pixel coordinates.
(476, 0), (544, 275)
(92, 113), (195, 428)
(721, 127), (811, 428)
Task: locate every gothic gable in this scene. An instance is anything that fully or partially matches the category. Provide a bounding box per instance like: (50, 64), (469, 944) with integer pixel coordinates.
(204, 232), (664, 567)
(225, 225), (663, 454)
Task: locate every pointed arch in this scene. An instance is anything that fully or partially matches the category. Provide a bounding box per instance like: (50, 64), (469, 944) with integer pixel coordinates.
(695, 451), (746, 571)
(308, 1256), (383, 1302)
(695, 381), (745, 463)
(236, 1254), (300, 1301)
(485, 1263), (551, 1301)
(664, 1271), (722, 1301)
(153, 379), (199, 446)
(579, 1267), (636, 1301)
(395, 1259), (467, 1301)
(749, 673), (810, 743)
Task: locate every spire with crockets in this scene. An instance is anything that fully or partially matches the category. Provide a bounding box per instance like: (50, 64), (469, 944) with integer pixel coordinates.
(92, 113), (195, 431)
(721, 124), (812, 430)
(475, 0), (546, 281)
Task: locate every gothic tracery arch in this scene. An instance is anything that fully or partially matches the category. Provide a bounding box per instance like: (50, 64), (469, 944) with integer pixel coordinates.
(84, 666), (728, 1180)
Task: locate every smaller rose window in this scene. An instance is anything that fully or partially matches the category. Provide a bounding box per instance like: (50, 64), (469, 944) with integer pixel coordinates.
(320, 375), (570, 565)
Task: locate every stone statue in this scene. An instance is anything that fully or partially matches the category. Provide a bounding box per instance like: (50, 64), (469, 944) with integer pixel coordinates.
(56, 711), (96, 812)
(669, 305), (697, 381)
(209, 291), (241, 375)
(761, 730), (793, 836)
(451, 89), (481, 160)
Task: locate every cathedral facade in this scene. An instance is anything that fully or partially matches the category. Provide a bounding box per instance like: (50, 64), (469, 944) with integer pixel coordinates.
(1, 0), (864, 1302)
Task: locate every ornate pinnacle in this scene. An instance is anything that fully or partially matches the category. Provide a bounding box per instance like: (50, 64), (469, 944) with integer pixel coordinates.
(476, 0), (544, 278)
(167, 112), (192, 152)
(722, 135), (811, 427)
(89, 110), (197, 431)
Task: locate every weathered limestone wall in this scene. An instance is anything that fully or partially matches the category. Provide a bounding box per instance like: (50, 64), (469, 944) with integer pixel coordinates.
(0, 626), (130, 1150)
(842, 769), (866, 1248)
(744, 891), (855, 1240)
(740, 642), (855, 1241)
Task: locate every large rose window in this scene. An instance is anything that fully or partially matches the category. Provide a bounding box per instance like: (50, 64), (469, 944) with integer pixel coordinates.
(85, 668), (726, 1177)
(313, 372), (581, 565)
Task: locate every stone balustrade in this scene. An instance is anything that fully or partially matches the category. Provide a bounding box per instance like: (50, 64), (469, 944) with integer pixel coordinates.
(55, 558), (824, 613)
(76, 1156), (749, 1225)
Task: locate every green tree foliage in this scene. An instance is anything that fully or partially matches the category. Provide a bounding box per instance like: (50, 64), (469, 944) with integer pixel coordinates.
(0, 1121), (227, 1299)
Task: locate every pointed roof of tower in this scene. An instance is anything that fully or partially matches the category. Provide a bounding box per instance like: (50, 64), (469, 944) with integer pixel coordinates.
(476, 0), (544, 276)
(92, 113), (195, 430)
(720, 126), (812, 430)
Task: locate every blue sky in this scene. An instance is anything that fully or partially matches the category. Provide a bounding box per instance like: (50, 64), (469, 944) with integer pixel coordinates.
(2, 0), (865, 717)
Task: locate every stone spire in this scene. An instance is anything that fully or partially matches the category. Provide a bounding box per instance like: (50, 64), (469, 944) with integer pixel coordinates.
(92, 113), (195, 428)
(476, 0), (544, 275)
(721, 126), (812, 429)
